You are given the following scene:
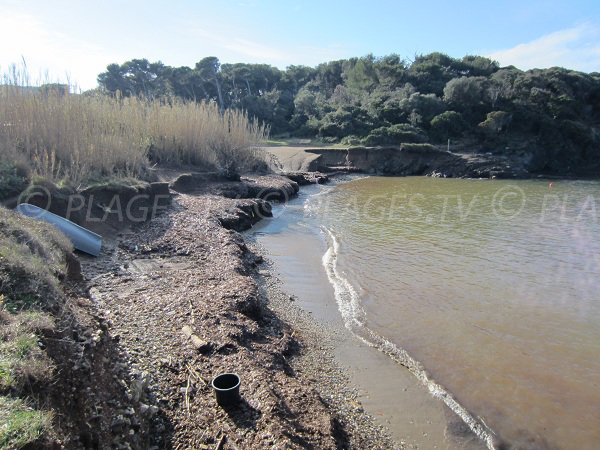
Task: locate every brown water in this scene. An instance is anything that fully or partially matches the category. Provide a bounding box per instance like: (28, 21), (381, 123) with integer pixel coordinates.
(255, 176), (600, 450)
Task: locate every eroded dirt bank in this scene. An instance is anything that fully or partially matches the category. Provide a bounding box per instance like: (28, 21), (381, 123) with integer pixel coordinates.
(266, 145), (532, 179)
(80, 174), (398, 449)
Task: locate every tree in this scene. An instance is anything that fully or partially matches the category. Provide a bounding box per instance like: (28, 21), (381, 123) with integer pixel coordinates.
(374, 54), (407, 89)
(430, 111), (467, 141)
(443, 76), (488, 117)
(459, 55), (499, 77)
(478, 111), (512, 134)
(97, 59), (170, 98)
(343, 55), (378, 94)
(319, 106), (373, 138)
(408, 52), (460, 95)
(282, 65), (316, 96)
(195, 57), (224, 111)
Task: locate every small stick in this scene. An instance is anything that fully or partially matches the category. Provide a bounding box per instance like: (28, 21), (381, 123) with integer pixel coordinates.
(184, 374), (191, 415)
(186, 363), (207, 386)
(188, 297), (196, 324)
(215, 433), (226, 450)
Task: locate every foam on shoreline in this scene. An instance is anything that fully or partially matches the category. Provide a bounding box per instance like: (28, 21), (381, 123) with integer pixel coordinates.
(321, 224), (498, 450)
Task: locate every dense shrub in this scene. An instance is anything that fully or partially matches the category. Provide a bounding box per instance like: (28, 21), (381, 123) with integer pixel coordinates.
(430, 111), (467, 140)
(478, 111), (512, 134)
(362, 123), (426, 146)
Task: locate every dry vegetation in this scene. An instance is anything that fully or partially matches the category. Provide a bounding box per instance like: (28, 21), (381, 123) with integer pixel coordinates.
(0, 67), (268, 188)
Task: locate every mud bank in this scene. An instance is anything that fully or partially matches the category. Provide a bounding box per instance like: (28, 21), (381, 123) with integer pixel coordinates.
(267, 145), (532, 179)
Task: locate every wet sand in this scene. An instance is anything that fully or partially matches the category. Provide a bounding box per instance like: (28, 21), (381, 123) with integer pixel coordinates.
(250, 218), (487, 450)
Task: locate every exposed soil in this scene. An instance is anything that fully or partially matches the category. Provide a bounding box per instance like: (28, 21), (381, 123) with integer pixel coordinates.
(71, 174), (399, 449)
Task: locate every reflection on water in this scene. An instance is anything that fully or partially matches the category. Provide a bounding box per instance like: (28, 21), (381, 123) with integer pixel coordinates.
(256, 176), (600, 450)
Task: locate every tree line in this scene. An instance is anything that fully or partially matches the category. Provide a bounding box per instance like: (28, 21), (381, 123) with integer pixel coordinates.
(96, 53), (600, 174)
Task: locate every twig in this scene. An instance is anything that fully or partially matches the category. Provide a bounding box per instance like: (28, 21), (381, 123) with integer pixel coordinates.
(186, 362), (207, 386)
(188, 297), (196, 324)
(215, 433), (226, 450)
(184, 373), (191, 415)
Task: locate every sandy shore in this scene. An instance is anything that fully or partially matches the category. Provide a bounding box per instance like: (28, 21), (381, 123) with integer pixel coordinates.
(79, 174), (400, 449)
(248, 179), (490, 450)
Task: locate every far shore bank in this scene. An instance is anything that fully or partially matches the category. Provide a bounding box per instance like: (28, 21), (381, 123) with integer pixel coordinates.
(265, 144), (600, 180)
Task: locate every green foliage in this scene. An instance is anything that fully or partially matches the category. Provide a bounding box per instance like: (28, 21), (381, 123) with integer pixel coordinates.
(340, 135), (362, 146)
(459, 55), (499, 77)
(96, 53), (600, 174)
(443, 76), (488, 110)
(559, 120), (595, 147)
(97, 59), (170, 99)
(478, 111), (512, 134)
(430, 111), (467, 140)
(319, 106), (373, 138)
(362, 124), (426, 146)
(343, 55), (379, 94)
(0, 359), (14, 389)
(0, 162), (29, 202)
(0, 309), (54, 393)
(0, 207), (72, 312)
(0, 396), (52, 449)
(408, 52), (458, 95)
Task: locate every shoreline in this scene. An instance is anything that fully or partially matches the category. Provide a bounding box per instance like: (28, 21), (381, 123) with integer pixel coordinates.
(248, 178), (493, 450)
(266, 144), (600, 180)
(75, 173), (401, 448)
(258, 172), (600, 450)
(9, 168), (563, 448)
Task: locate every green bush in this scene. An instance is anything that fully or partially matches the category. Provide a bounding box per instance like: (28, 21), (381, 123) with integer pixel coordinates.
(478, 111), (512, 134)
(430, 111), (467, 140)
(0, 162), (29, 202)
(362, 123), (426, 146)
(340, 135), (362, 146)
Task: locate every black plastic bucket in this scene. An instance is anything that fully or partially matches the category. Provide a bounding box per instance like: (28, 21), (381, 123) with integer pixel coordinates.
(211, 373), (241, 406)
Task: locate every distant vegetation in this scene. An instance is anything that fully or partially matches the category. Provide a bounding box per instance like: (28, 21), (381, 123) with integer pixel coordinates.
(0, 67), (267, 188)
(97, 54), (600, 175)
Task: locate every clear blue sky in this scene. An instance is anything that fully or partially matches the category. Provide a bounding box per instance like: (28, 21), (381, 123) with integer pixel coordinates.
(1, 0), (598, 89)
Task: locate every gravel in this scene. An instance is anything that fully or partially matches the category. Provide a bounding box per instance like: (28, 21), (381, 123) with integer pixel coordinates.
(79, 175), (402, 449)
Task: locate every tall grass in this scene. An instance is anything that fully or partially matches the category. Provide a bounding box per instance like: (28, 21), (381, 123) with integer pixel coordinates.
(0, 67), (268, 185)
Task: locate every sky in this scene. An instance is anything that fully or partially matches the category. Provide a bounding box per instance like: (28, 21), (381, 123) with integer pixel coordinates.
(0, 0), (599, 90)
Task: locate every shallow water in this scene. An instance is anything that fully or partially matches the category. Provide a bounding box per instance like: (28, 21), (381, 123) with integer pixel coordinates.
(254, 176), (600, 450)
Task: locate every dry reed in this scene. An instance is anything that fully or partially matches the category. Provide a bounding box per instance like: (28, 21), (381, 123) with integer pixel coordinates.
(0, 67), (268, 185)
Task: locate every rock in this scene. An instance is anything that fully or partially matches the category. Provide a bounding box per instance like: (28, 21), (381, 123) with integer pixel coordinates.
(149, 182), (170, 196)
(66, 252), (83, 280)
(190, 335), (211, 353)
(217, 199), (272, 231)
(284, 172), (330, 185)
(182, 325), (211, 353)
(110, 415), (129, 433)
(169, 172), (225, 192)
